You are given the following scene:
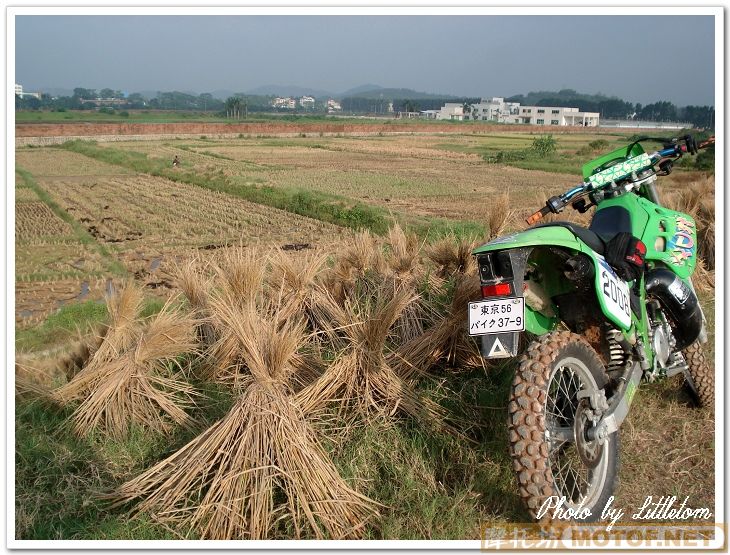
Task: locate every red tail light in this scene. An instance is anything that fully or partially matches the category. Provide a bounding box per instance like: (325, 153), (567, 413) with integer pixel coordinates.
(481, 282), (513, 297)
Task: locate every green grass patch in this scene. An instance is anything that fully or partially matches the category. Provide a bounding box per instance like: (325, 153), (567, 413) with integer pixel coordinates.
(15, 398), (196, 540)
(16, 296), (167, 354)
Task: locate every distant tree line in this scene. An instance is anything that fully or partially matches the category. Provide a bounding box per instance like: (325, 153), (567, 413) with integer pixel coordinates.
(505, 89), (714, 128)
(15, 85), (715, 129)
(15, 88), (279, 117)
(340, 97), (480, 113)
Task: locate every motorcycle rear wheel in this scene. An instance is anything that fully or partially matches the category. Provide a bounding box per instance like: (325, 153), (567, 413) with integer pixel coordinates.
(508, 331), (619, 522)
(683, 341), (715, 408)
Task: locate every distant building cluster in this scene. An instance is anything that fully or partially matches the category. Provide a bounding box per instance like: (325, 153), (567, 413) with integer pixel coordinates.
(273, 97), (298, 109)
(270, 95), (342, 112)
(423, 97), (600, 127)
(14, 83), (41, 100)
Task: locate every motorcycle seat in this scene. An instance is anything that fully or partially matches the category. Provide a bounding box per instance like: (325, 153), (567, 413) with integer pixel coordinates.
(533, 221), (606, 255)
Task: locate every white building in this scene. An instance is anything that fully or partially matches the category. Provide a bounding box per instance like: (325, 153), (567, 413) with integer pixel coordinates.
(299, 96), (315, 107)
(469, 97), (521, 123)
(15, 83), (41, 100)
(326, 99), (342, 112)
(434, 97), (600, 126)
(273, 97), (297, 109)
(435, 103), (465, 121)
(518, 105), (599, 127)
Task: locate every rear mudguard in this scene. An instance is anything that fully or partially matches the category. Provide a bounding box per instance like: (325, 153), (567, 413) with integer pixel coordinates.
(473, 226), (643, 340)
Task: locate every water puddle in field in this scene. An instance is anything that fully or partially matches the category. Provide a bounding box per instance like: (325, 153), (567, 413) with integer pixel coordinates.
(105, 278), (114, 297)
(281, 243), (311, 251)
(77, 281), (90, 301)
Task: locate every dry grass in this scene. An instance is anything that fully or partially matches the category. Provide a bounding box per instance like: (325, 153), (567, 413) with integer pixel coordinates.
(109, 301), (378, 540)
(54, 283), (144, 403)
(390, 275), (484, 381)
(68, 298), (199, 439)
(172, 257), (216, 347)
(296, 284), (445, 429)
(425, 233), (478, 279)
(486, 192), (513, 241)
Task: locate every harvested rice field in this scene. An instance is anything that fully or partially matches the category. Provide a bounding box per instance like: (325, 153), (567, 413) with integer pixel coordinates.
(14, 129), (716, 542)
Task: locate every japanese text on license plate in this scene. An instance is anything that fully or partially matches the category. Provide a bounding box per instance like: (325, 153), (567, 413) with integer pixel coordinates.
(468, 297), (525, 336)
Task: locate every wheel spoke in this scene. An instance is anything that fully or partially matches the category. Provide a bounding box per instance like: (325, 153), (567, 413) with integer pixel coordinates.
(546, 360), (606, 507)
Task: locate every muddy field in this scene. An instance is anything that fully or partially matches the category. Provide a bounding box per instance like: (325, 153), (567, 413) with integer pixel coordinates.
(15, 147), (346, 328)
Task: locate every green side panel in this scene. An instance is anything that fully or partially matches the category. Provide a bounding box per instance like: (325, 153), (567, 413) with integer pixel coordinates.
(525, 306), (558, 335)
(582, 142), (646, 180)
(472, 226), (589, 255)
(593, 194), (649, 239)
(593, 194), (697, 279)
(639, 200), (697, 279)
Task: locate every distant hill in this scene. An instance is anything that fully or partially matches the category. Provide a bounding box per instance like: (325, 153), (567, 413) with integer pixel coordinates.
(244, 85), (333, 98)
(210, 89), (237, 100)
(342, 87), (460, 100)
(338, 84), (385, 96)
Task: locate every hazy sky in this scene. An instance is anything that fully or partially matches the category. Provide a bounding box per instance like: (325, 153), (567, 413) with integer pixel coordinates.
(15, 15), (715, 106)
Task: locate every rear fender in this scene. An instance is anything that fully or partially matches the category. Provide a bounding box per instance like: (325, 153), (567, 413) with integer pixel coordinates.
(473, 229), (636, 355)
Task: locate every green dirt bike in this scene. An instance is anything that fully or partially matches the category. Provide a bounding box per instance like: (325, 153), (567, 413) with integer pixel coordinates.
(470, 134), (715, 521)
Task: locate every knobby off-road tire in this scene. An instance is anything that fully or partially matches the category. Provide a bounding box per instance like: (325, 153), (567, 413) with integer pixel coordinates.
(683, 341), (715, 408)
(508, 331), (619, 522)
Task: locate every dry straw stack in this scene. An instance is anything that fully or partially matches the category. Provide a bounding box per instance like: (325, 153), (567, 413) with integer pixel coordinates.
(110, 300), (378, 540)
(54, 284), (199, 439)
(202, 247), (267, 388)
(54, 282), (145, 405)
(69, 299), (198, 439)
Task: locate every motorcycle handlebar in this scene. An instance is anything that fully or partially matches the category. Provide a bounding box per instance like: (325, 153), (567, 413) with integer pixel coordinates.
(524, 135), (715, 226)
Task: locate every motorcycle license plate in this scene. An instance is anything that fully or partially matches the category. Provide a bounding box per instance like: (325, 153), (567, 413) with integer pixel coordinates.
(468, 297), (525, 336)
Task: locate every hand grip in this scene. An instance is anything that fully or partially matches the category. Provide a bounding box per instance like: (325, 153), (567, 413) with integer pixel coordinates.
(698, 136), (715, 150)
(526, 206), (550, 225)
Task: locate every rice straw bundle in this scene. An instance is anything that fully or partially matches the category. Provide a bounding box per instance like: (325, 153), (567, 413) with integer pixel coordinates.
(296, 285), (445, 426)
(69, 299), (199, 439)
(109, 301), (377, 540)
(486, 192), (513, 241)
(212, 246), (266, 308)
(56, 327), (107, 382)
(172, 257), (216, 347)
(425, 233), (478, 278)
(390, 274), (483, 381)
(15, 359), (55, 400)
(324, 230), (386, 304)
(202, 246), (267, 384)
(54, 282), (144, 403)
(267, 249), (328, 323)
(384, 223), (421, 278)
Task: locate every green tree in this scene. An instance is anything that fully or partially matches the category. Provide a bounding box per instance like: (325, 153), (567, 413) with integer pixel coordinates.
(73, 87), (97, 99)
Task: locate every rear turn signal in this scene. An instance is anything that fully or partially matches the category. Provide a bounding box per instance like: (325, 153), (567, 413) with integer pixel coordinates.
(481, 282), (513, 297)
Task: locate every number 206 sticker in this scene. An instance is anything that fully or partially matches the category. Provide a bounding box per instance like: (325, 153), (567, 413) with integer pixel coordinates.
(597, 259), (632, 329)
